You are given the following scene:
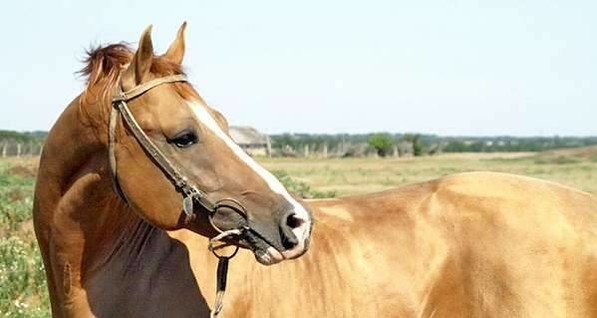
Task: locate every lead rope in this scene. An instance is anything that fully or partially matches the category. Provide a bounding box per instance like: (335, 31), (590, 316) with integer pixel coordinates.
(209, 229), (243, 318)
(211, 256), (229, 318)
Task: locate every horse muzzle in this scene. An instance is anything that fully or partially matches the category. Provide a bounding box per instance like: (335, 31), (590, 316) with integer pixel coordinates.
(208, 201), (312, 265)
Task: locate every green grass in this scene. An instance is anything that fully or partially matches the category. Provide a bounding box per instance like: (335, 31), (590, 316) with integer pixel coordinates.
(0, 238), (49, 318)
(0, 159), (50, 318)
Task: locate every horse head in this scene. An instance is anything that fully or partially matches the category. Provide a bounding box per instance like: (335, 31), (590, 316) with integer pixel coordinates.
(88, 24), (312, 265)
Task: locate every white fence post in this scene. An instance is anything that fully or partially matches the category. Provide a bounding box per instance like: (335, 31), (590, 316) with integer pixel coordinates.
(266, 137), (272, 158)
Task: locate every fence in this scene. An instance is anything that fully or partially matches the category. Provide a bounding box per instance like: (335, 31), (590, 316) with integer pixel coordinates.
(0, 141), (44, 157)
(274, 141), (419, 158)
(0, 140), (427, 158)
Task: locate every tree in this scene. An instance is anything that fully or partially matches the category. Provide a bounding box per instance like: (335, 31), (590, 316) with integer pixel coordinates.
(402, 133), (423, 156)
(368, 133), (394, 157)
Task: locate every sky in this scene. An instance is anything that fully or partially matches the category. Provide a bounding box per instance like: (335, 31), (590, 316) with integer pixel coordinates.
(1, 0), (596, 136)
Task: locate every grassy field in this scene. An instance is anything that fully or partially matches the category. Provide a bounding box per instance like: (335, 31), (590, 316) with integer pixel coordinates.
(261, 150), (597, 197)
(1, 149), (596, 316)
(0, 158), (49, 318)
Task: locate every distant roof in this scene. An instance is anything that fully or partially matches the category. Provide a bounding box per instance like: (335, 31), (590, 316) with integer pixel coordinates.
(229, 126), (269, 145)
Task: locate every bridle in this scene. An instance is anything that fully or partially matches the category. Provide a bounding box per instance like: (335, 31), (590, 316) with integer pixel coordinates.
(110, 74), (219, 223)
(108, 73), (245, 318)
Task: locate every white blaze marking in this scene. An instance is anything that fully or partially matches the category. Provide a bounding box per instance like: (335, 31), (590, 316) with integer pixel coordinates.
(187, 101), (311, 241)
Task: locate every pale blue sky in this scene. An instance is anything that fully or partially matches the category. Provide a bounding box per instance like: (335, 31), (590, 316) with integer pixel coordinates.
(1, 0), (595, 136)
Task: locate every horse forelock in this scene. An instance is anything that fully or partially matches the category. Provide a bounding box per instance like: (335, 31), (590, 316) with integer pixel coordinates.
(76, 43), (199, 133)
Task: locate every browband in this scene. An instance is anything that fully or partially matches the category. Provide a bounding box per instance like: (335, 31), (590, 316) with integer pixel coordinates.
(112, 74), (187, 102)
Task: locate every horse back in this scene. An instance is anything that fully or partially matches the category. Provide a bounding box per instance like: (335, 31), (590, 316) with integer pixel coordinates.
(304, 172), (597, 317)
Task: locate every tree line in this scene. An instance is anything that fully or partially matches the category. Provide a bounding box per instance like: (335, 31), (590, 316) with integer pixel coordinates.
(270, 133), (597, 157)
(2, 130), (597, 158)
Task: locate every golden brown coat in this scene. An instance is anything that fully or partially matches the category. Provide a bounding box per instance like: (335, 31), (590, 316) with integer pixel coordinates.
(190, 172), (597, 317)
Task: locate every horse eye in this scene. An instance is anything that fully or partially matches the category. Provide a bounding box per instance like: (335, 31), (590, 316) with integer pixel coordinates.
(170, 130), (198, 148)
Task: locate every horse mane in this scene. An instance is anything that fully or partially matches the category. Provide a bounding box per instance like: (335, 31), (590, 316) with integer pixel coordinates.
(77, 43), (198, 130)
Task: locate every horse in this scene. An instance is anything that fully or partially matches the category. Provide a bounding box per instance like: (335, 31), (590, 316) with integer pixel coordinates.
(34, 24), (597, 318)
(33, 23), (312, 317)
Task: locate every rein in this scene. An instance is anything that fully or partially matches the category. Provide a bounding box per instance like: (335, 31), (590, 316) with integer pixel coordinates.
(109, 74), (244, 318)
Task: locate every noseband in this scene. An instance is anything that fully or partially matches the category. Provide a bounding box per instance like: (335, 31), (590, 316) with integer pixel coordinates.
(109, 74), (245, 317)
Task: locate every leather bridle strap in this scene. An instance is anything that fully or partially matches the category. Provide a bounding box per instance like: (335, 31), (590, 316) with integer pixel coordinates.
(109, 74), (215, 222)
(112, 74), (187, 102)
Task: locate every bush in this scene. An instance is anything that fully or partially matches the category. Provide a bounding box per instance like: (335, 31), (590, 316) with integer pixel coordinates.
(402, 133), (423, 157)
(368, 133), (394, 157)
(0, 188), (34, 233)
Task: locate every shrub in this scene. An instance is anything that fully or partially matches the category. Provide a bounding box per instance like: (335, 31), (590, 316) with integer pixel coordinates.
(368, 133), (394, 157)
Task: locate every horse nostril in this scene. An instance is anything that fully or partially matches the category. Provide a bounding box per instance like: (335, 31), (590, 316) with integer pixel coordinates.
(286, 213), (305, 229)
(282, 235), (297, 250)
(280, 213), (304, 250)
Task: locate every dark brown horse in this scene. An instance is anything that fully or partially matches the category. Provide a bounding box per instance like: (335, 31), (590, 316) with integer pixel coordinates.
(35, 24), (597, 317)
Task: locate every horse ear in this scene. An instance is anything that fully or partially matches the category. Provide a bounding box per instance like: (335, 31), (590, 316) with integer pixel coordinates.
(164, 22), (187, 65)
(122, 25), (154, 87)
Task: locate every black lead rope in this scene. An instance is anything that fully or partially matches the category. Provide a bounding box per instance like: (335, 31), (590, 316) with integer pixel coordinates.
(211, 256), (229, 318)
(208, 229), (242, 318)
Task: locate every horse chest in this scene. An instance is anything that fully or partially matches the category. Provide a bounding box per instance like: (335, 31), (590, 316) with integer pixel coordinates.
(83, 227), (212, 318)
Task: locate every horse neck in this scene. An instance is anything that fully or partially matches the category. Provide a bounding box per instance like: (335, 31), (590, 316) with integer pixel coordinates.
(40, 95), (154, 268)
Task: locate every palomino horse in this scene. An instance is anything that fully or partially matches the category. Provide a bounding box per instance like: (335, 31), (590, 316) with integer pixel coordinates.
(34, 24), (597, 318)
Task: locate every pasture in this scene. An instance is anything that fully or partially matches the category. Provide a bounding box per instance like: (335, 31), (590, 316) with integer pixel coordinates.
(262, 149), (597, 197)
(0, 158), (48, 318)
(1, 149), (596, 317)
